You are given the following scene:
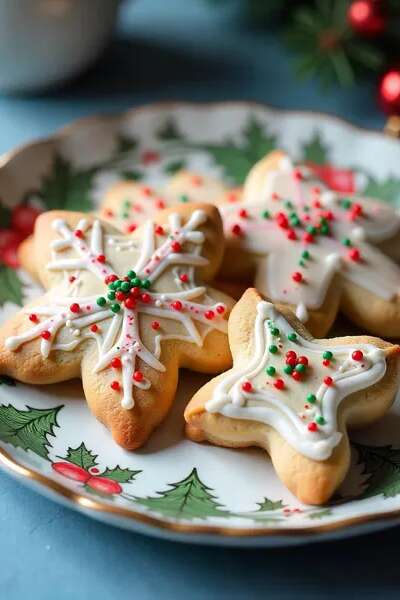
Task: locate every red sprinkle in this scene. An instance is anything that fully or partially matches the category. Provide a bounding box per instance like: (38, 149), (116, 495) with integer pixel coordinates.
(303, 232), (314, 244)
(41, 330), (51, 340)
(297, 356), (308, 366)
(308, 422), (318, 432)
(172, 300), (183, 311)
(155, 199), (166, 210)
(116, 291), (125, 301)
(155, 225), (164, 236)
(127, 224), (137, 233)
(271, 192), (280, 201)
(216, 304), (225, 314)
(97, 254), (106, 263)
(231, 223), (242, 236)
(69, 276), (76, 283)
(276, 212), (289, 229)
(348, 248), (361, 262)
(171, 241), (182, 253)
(111, 358), (122, 369)
(241, 381), (253, 393)
(141, 186), (153, 196)
(286, 357), (297, 368)
(324, 376), (333, 386)
(179, 274), (189, 283)
(287, 229), (297, 241)
(74, 229), (84, 239)
(151, 321), (160, 330)
(90, 324), (98, 333)
(105, 274), (118, 284)
(352, 350), (364, 361)
(124, 297), (136, 310)
(238, 208), (248, 219)
(110, 381), (120, 391)
(140, 293), (151, 304)
(69, 303), (80, 314)
(323, 359), (330, 367)
(292, 271), (303, 283)
(274, 379), (285, 390)
(191, 175), (203, 187)
(130, 287), (141, 298)
(286, 350), (297, 360)
(293, 168), (303, 180)
(133, 371), (144, 382)
(204, 310), (215, 320)
(292, 370), (302, 381)
(227, 192), (238, 203)
(29, 313), (38, 323)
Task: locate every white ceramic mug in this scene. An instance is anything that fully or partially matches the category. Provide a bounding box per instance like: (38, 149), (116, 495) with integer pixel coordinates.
(0, 0), (120, 93)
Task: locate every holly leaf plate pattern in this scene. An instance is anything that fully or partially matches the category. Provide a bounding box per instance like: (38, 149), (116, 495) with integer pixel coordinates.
(0, 102), (400, 545)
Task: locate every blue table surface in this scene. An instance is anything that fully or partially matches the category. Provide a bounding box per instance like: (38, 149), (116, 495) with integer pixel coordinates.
(0, 1), (398, 598)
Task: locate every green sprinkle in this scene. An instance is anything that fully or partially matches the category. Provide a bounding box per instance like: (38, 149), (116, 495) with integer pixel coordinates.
(298, 260), (305, 267)
(323, 351), (333, 360)
(320, 224), (329, 235)
(288, 332), (297, 342)
(271, 327), (280, 336)
(142, 279), (151, 289)
(121, 281), (131, 292)
(123, 200), (131, 209)
(285, 200), (293, 209)
(307, 225), (317, 235)
(316, 416), (326, 425)
(290, 216), (300, 227)
(266, 366), (276, 376)
(122, 212), (129, 219)
(303, 205), (310, 212)
(269, 344), (278, 354)
(302, 250), (310, 260)
(261, 210), (270, 219)
(342, 238), (352, 247)
(110, 303), (121, 313)
(307, 393), (316, 404)
(131, 277), (142, 287)
(107, 291), (116, 300)
(341, 198), (352, 209)
(114, 280), (122, 290)
(97, 297), (106, 307)
(295, 363), (306, 373)
(127, 270), (136, 278)
(180, 194), (189, 203)
(284, 365), (293, 374)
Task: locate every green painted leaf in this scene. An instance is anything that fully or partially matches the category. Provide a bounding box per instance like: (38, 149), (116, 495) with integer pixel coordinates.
(157, 118), (184, 141)
(301, 131), (330, 164)
(309, 508), (332, 520)
(164, 160), (186, 175)
(256, 497), (284, 511)
(0, 203), (11, 227)
(135, 468), (228, 519)
(0, 266), (23, 307)
(38, 154), (95, 212)
(120, 169), (143, 181)
(0, 375), (16, 386)
(363, 175), (400, 205)
(101, 466), (141, 483)
(0, 404), (61, 459)
(116, 134), (137, 154)
(194, 116), (277, 185)
(63, 442), (98, 470)
(355, 443), (400, 499)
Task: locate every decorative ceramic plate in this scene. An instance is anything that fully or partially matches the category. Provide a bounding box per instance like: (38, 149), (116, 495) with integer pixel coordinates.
(1, 102), (400, 547)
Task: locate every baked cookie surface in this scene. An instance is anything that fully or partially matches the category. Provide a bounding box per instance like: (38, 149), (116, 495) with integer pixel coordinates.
(1, 203), (234, 449)
(185, 288), (400, 504)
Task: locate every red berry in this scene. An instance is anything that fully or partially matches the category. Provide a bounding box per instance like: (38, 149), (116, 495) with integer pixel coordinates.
(348, 248), (361, 262)
(96, 254), (106, 263)
(292, 370), (302, 381)
(111, 357), (122, 369)
(133, 371), (144, 382)
(116, 291), (125, 301)
(124, 297), (136, 310)
(216, 304), (225, 314)
(127, 224), (137, 233)
(204, 310), (215, 320)
(151, 321), (160, 330)
(69, 303), (80, 313)
(241, 381), (253, 392)
(140, 293), (151, 304)
(297, 356), (308, 366)
(110, 380), (120, 391)
(11, 204), (41, 236)
(179, 273), (189, 283)
(172, 300), (183, 311)
(29, 313), (38, 322)
(171, 241), (182, 253)
(308, 422), (318, 432)
(292, 271), (303, 283)
(274, 379), (285, 390)
(155, 225), (164, 235)
(74, 229), (84, 238)
(238, 208), (248, 219)
(352, 350), (364, 361)
(86, 476), (122, 495)
(90, 324), (98, 333)
(52, 462), (90, 483)
(231, 223), (242, 236)
(41, 330), (51, 340)
(324, 376), (333, 386)
(130, 286), (141, 298)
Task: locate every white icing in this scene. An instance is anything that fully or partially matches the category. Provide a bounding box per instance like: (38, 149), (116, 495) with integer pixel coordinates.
(6, 212), (228, 410)
(295, 302), (308, 323)
(205, 301), (386, 461)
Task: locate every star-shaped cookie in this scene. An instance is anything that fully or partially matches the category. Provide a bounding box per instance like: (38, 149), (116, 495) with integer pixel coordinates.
(185, 288), (400, 504)
(1, 203), (234, 449)
(217, 150), (400, 337)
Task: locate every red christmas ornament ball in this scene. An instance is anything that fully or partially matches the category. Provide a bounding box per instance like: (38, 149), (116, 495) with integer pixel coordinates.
(347, 1), (386, 37)
(379, 69), (400, 115)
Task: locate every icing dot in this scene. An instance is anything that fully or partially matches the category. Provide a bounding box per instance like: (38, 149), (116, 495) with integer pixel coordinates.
(241, 381), (253, 392)
(111, 358), (122, 369)
(151, 321), (160, 330)
(110, 381), (120, 391)
(352, 350), (364, 361)
(41, 330), (51, 340)
(29, 314), (38, 323)
(274, 379), (285, 390)
(69, 303), (80, 314)
(133, 371), (144, 382)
